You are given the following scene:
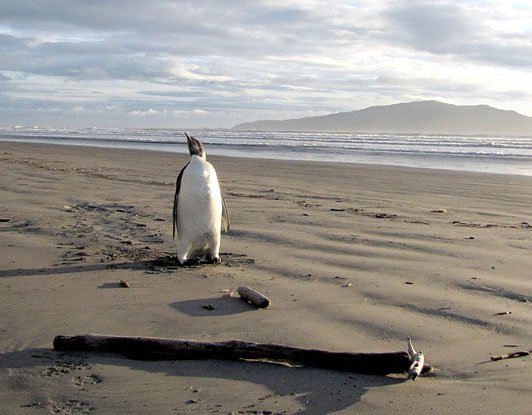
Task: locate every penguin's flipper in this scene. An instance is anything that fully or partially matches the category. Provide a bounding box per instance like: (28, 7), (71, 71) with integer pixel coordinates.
(173, 163), (188, 239)
(221, 196), (230, 233)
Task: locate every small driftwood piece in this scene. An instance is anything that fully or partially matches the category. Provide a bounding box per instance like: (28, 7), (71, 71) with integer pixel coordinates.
(490, 351), (530, 361)
(237, 286), (271, 308)
(54, 334), (415, 376)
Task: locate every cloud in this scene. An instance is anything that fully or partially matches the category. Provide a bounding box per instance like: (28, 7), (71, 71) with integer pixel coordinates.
(169, 63), (233, 82)
(384, 1), (532, 68)
(385, 2), (479, 47)
(128, 108), (162, 117)
(0, 0), (532, 127)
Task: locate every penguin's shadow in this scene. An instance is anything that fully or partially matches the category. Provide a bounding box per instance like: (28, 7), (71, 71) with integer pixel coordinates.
(98, 282), (123, 289)
(170, 295), (256, 317)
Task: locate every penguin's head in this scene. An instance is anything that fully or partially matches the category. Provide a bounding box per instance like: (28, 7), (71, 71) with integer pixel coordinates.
(185, 132), (206, 158)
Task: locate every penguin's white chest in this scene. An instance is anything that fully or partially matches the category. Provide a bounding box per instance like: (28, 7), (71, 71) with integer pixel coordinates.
(177, 157), (222, 262)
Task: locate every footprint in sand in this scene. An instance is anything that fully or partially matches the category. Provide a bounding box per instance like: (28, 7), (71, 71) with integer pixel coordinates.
(21, 399), (94, 414)
(39, 360), (90, 378)
(73, 373), (103, 391)
(46, 398), (94, 414)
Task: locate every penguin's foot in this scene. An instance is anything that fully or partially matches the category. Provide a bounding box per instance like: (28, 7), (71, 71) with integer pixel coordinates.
(181, 258), (201, 267)
(206, 256), (221, 264)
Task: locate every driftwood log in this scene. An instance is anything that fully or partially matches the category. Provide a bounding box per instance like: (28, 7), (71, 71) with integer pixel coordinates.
(53, 334), (418, 376)
(237, 286), (271, 308)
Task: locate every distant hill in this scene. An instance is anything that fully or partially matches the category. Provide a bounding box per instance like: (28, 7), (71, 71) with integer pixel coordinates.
(233, 100), (532, 136)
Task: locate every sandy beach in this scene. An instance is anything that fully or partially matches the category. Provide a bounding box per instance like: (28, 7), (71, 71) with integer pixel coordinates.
(1, 141), (531, 414)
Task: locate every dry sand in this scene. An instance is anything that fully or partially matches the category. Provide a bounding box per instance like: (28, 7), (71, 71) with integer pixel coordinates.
(1, 141), (531, 414)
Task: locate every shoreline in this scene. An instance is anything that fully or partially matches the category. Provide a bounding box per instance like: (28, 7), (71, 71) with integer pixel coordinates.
(1, 141), (531, 414)
(1, 136), (531, 178)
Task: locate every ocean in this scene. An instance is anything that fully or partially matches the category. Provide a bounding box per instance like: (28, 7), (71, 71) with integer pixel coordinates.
(1, 126), (531, 176)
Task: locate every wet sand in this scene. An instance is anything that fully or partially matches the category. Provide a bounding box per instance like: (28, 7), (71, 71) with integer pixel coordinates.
(1, 141), (531, 414)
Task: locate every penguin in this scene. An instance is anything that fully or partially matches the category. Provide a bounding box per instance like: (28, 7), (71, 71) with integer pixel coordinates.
(173, 132), (230, 265)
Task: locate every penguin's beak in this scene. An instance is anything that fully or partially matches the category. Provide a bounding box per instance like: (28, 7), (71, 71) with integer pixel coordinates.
(185, 132), (205, 157)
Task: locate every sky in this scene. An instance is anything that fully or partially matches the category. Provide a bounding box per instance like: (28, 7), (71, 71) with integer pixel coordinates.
(1, 0), (532, 129)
